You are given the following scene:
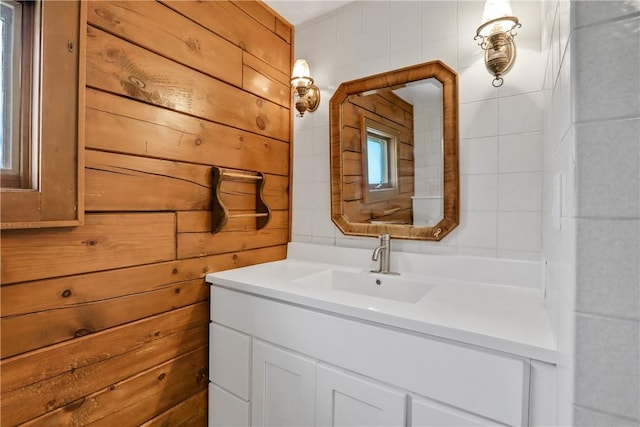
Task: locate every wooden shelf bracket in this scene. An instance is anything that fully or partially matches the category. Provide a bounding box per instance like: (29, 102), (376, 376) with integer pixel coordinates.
(211, 166), (271, 233)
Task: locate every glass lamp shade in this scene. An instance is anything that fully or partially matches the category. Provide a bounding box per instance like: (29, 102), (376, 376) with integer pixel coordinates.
(478, 0), (518, 36)
(291, 59), (314, 88)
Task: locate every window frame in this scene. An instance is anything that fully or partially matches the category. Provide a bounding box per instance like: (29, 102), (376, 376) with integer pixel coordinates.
(361, 117), (400, 204)
(1, 0), (35, 189)
(1, 0), (85, 229)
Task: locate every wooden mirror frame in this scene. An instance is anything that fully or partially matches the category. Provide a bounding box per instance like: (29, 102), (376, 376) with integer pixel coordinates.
(330, 60), (459, 241)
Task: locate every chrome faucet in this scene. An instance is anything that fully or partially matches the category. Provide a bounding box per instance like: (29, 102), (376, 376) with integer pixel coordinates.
(371, 234), (398, 274)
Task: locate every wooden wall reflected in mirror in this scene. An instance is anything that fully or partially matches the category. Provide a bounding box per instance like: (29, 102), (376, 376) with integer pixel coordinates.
(329, 61), (459, 241)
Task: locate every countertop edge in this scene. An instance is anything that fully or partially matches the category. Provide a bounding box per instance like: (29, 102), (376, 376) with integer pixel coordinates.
(206, 271), (557, 364)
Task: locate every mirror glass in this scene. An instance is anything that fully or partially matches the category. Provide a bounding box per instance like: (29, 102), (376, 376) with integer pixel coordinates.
(329, 61), (459, 241)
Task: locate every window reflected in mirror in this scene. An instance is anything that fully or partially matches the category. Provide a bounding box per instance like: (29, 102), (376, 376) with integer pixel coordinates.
(363, 118), (400, 205)
(366, 133), (390, 188)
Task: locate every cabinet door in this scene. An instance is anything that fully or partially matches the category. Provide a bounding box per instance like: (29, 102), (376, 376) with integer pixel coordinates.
(209, 384), (250, 427)
(210, 323), (251, 399)
(316, 364), (406, 427)
(411, 395), (500, 427)
(251, 340), (316, 427)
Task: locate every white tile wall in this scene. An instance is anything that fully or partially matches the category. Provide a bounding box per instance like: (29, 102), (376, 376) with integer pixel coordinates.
(572, 17), (640, 123)
(461, 174), (498, 211)
(573, 407), (640, 427)
(541, 0), (640, 425)
(293, 1), (544, 262)
(498, 92), (544, 135)
(575, 119), (640, 219)
(498, 172), (542, 211)
(498, 211), (541, 251)
(460, 136), (498, 174)
(576, 219), (640, 321)
(294, 3), (639, 421)
(459, 99), (499, 139)
(498, 132), (543, 173)
(574, 313), (640, 420)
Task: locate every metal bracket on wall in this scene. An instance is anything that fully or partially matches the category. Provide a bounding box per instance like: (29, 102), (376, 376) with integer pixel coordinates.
(211, 166), (271, 234)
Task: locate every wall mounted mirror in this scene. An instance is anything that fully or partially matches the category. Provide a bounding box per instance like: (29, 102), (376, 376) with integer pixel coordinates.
(330, 61), (459, 241)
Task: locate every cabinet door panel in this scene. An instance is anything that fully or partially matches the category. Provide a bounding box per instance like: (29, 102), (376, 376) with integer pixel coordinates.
(252, 340), (316, 427)
(209, 384), (250, 427)
(210, 323), (251, 399)
(316, 364), (406, 427)
(411, 395), (500, 427)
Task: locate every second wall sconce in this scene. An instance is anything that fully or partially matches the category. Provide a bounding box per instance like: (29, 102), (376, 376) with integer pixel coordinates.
(290, 59), (320, 117)
(474, 0), (521, 87)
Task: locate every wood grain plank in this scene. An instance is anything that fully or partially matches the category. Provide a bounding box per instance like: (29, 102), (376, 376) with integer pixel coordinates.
(343, 151), (362, 176)
(242, 52), (290, 107)
(1, 278), (207, 358)
(162, 0), (290, 74)
(85, 150), (210, 212)
(348, 92), (410, 129)
(21, 347), (208, 426)
(1, 303), (208, 426)
(231, 1), (276, 31)
(87, 0), (242, 87)
(343, 176), (363, 202)
(399, 176), (415, 194)
(377, 90), (414, 114)
(275, 17), (292, 43)
(398, 159), (415, 177)
(0, 191), (41, 223)
(243, 50), (289, 85)
(177, 209), (288, 233)
(86, 25), (289, 141)
(398, 141), (414, 161)
(1, 213), (175, 284)
(1, 247), (286, 317)
(85, 150), (289, 212)
(85, 89), (290, 176)
(217, 175), (289, 211)
(177, 219), (288, 259)
(139, 389), (207, 427)
(342, 126), (361, 153)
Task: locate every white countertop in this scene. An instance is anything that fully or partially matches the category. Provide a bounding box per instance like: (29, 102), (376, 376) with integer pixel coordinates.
(206, 243), (556, 363)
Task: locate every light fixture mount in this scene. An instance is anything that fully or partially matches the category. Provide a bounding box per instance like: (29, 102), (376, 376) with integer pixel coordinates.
(474, 6), (521, 87)
(291, 59), (320, 117)
(294, 84), (320, 117)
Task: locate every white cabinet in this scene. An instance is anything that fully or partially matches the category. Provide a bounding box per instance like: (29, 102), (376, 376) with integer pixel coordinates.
(316, 364), (406, 427)
(209, 324), (252, 427)
(410, 395), (499, 427)
(209, 384), (250, 427)
(210, 286), (545, 427)
(210, 323), (251, 400)
(252, 340), (316, 427)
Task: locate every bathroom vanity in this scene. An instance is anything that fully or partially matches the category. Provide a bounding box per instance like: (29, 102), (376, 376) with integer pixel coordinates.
(206, 243), (556, 427)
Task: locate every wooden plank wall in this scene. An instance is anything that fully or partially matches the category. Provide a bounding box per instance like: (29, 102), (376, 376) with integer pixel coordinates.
(0, 1), (293, 425)
(341, 91), (415, 224)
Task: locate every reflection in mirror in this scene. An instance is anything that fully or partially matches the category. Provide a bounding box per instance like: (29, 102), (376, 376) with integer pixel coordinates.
(398, 79), (444, 226)
(362, 117), (400, 205)
(330, 61), (459, 241)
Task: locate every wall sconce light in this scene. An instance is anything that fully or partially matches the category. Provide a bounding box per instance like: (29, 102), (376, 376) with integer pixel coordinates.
(291, 59), (320, 117)
(474, 0), (521, 87)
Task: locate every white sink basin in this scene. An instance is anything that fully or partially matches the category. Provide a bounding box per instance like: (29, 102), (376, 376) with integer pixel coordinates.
(293, 269), (435, 303)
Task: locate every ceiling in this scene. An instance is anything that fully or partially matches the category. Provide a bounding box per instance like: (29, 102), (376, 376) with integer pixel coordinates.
(264, 0), (352, 26)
